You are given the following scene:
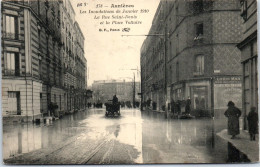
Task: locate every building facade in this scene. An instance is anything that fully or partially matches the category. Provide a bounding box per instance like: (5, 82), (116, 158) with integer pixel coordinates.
(141, 2), (166, 111)
(141, 0), (243, 117)
(92, 80), (141, 104)
(1, 0), (86, 122)
(60, 0), (86, 113)
(237, 0), (257, 129)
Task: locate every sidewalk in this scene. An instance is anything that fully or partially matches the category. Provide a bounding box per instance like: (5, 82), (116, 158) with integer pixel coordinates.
(217, 129), (259, 162)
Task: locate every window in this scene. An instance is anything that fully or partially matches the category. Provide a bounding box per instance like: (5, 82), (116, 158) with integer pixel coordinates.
(176, 62), (179, 81)
(176, 6), (179, 24)
(193, 0), (203, 13)
(54, 68), (56, 85)
(54, 94), (56, 103)
(39, 59), (42, 79)
(195, 23), (203, 37)
(176, 33), (179, 54)
(5, 15), (18, 39)
(40, 93), (43, 113)
(6, 52), (19, 76)
(195, 55), (204, 75)
(59, 95), (62, 110)
(240, 0), (247, 21)
(46, 61), (50, 78)
(59, 71), (62, 86)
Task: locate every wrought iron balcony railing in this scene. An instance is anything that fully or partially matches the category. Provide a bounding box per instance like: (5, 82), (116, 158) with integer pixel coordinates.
(4, 69), (20, 76)
(6, 110), (21, 115)
(2, 31), (19, 40)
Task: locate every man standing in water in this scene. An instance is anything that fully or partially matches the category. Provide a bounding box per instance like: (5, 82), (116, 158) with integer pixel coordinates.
(224, 101), (242, 139)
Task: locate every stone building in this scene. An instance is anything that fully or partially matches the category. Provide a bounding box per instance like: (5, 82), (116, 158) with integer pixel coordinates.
(141, 0), (243, 117)
(237, 0), (257, 129)
(60, 0), (86, 113)
(1, 0), (86, 122)
(92, 80), (140, 104)
(141, 2), (166, 111)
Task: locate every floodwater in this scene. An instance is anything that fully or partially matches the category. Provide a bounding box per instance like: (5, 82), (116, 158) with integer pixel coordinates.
(2, 108), (248, 164)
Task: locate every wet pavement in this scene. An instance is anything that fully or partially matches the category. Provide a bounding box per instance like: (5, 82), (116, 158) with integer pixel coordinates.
(2, 108), (250, 164)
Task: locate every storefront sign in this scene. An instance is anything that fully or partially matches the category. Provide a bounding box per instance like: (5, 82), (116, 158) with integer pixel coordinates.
(214, 76), (242, 109)
(214, 76), (241, 84)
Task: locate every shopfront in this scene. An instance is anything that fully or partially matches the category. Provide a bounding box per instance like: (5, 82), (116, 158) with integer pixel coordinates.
(186, 80), (211, 117)
(190, 86), (208, 111)
(214, 76), (242, 118)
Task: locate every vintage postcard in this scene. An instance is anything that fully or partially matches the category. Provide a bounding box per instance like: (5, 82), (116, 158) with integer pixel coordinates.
(1, 0), (258, 164)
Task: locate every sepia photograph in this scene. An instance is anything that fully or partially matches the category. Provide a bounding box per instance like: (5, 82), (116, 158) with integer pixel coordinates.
(1, 0), (259, 165)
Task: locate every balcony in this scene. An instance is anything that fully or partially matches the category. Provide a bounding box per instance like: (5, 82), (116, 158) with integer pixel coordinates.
(2, 31), (19, 40)
(6, 110), (21, 115)
(4, 69), (20, 76)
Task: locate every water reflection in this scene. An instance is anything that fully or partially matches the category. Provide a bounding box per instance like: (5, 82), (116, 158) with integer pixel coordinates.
(114, 125), (120, 138)
(2, 108), (249, 163)
(3, 110), (91, 159)
(141, 110), (227, 163)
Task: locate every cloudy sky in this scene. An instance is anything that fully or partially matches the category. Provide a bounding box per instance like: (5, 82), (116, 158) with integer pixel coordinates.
(70, 0), (160, 86)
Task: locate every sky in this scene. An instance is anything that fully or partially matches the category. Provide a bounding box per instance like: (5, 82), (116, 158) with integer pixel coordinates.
(70, 0), (160, 86)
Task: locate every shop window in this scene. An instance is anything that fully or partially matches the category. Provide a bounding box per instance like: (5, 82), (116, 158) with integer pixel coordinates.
(5, 15), (18, 39)
(195, 55), (204, 75)
(6, 52), (20, 76)
(191, 87), (207, 110)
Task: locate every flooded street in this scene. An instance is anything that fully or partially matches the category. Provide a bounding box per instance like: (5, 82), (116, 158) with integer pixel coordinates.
(3, 108), (237, 164)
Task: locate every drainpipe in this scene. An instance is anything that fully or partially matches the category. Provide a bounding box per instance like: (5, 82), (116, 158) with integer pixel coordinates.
(29, 12), (34, 123)
(164, 26), (168, 118)
(32, 74), (34, 122)
(210, 77), (214, 119)
(210, 77), (215, 148)
(25, 9), (28, 123)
